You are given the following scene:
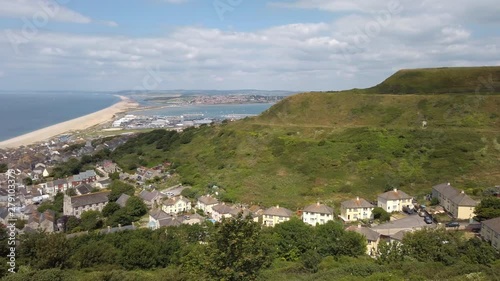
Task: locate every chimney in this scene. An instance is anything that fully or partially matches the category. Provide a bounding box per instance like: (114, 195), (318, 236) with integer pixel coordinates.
(276, 205), (280, 209)
(393, 188), (398, 193)
(357, 224), (361, 228)
(461, 190), (464, 194)
(118, 224), (122, 229)
(447, 182), (451, 186)
(107, 226), (111, 233)
(316, 202), (320, 206)
(356, 197), (359, 201)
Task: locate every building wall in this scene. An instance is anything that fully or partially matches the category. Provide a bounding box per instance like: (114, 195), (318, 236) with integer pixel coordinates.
(377, 198), (412, 212)
(341, 207), (374, 221)
(196, 202), (216, 214)
(162, 200), (191, 214)
(302, 212), (333, 226)
(263, 215), (289, 227)
(211, 211), (232, 222)
(456, 206), (475, 220)
(481, 224), (500, 251)
(367, 239), (380, 256)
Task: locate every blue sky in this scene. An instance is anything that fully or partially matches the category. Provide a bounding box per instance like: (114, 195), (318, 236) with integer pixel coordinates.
(0, 0), (498, 91)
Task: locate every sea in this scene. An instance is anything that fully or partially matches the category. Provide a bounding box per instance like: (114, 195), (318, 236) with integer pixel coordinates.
(0, 92), (119, 142)
(129, 103), (273, 119)
(0, 92), (275, 142)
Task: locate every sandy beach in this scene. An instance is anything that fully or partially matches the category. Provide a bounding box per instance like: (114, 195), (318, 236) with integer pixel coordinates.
(0, 95), (139, 149)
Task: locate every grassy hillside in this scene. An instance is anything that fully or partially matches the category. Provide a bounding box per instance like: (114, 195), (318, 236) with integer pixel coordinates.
(112, 67), (500, 209)
(367, 66), (500, 94)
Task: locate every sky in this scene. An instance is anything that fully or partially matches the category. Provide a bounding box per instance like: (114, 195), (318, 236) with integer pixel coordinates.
(0, 0), (498, 92)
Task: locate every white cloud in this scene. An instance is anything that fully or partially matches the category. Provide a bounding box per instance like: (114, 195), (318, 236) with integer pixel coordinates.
(0, 0), (92, 23)
(0, 1), (498, 91)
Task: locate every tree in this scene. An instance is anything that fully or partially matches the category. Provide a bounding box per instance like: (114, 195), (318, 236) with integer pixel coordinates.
(66, 188), (77, 197)
(107, 208), (133, 227)
(474, 197), (500, 221)
(71, 240), (119, 268)
(0, 163), (7, 173)
(459, 237), (498, 265)
(102, 202), (121, 217)
(108, 180), (135, 202)
(402, 228), (461, 265)
(119, 239), (157, 269)
(377, 241), (405, 264)
(301, 249), (322, 273)
(80, 211), (103, 231)
(315, 221), (366, 257)
(273, 217), (314, 261)
(125, 196), (147, 218)
(109, 172), (120, 180)
(206, 214), (273, 281)
(65, 216), (80, 233)
(372, 207), (391, 222)
(23, 177), (33, 186)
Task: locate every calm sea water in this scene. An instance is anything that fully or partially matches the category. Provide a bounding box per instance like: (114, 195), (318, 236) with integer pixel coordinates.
(0, 92), (119, 142)
(129, 103), (274, 119)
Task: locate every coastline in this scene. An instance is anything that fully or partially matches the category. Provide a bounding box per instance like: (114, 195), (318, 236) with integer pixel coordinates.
(0, 95), (139, 149)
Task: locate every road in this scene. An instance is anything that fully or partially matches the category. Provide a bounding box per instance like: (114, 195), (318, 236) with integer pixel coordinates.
(372, 214), (437, 236)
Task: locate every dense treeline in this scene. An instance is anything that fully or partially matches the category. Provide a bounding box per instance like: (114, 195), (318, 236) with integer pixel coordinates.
(1, 217), (498, 280)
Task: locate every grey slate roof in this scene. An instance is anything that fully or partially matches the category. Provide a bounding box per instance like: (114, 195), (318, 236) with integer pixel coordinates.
(116, 193), (130, 207)
(75, 183), (92, 195)
(263, 206), (293, 217)
(212, 204), (234, 215)
(346, 226), (380, 242)
(482, 217), (500, 234)
(341, 198), (374, 209)
(70, 191), (110, 208)
(139, 190), (162, 203)
(303, 203), (333, 215)
(73, 170), (97, 181)
(378, 189), (412, 200)
(390, 230), (412, 242)
(433, 183), (477, 207)
(53, 179), (67, 186)
(198, 195), (218, 205)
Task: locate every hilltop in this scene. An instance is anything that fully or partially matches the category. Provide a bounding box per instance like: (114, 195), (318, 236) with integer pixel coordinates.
(112, 66), (500, 209)
(366, 66), (500, 94)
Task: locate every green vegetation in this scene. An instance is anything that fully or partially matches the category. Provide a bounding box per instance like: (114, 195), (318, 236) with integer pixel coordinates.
(475, 197), (500, 221)
(372, 207), (391, 223)
(2, 220), (498, 281)
(0, 163), (7, 173)
(367, 66), (500, 94)
(106, 67), (500, 209)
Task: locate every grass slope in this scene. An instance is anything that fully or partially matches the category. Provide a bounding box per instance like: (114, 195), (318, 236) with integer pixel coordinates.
(113, 67), (500, 209)
(367, 66), (500, 94)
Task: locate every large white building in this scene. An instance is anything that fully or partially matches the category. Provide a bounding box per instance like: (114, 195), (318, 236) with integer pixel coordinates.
(377, 189), (413, 213)
(302, 202), (334, 226)
(340, 197), (375, 222)
(262, 205), (293, 227)
(162, 196), (191, 214)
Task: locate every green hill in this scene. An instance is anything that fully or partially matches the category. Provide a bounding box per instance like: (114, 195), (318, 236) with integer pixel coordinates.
(366, 66), (500, 94)
(112, 67), (500, 209)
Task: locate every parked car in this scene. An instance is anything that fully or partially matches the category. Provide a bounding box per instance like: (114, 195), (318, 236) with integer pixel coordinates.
(403, 206), (415, 215)
(445, 221), (460, 228)
(424, 216), (433, 224)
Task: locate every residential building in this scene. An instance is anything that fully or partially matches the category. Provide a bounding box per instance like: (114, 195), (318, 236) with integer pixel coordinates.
(148, 210), (181, 229)
(70, 170), (97, 187)
(196, 195), (219, 214)
(63, 191), (110, 218)
(211, 203), (235, 222)
(481, 217), (500, 251)
(340, 197), (375, 222)
(25, 209), (56, 233)
(116, 193), (130, 208)
(162, 196), (191, 214)
(377, 189), (413, 212)
(432, 183), (477, 220)
(262, 205), (293, 227)
(53, 179), (69, 193)
(139, 190), (164, 208)
(346, 225), (381, 256)
(75, 183), (93, 195)
(302, 202), (334, 226)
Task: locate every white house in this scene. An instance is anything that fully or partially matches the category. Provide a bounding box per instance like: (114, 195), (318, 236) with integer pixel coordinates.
(340, 197), (375, 222)
(262, 205), (293, 227)
(211, 203), (234, 222)
(302, 202), (334, 226)
(162, 196), (191, 214)
(196, 195), (219, 214)
(377, 189), (413, 213)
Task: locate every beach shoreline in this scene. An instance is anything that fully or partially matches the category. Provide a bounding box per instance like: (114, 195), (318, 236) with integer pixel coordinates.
(0, 95), (139, 149)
